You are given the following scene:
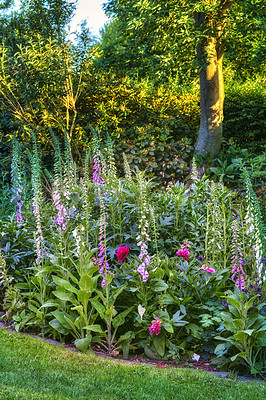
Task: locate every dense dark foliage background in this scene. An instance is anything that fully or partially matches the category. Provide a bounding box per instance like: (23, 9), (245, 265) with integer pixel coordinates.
(0, 0), (265, 185)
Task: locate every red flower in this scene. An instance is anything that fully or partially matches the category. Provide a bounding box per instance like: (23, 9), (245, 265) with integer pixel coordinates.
(176, 248), (190, 260)
(148, 317), (162, 335)
(116, 245), (129, 262)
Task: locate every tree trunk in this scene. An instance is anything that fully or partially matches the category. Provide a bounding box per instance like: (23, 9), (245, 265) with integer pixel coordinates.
(194, 33), (224, 158)
(193, 1), (234, 158)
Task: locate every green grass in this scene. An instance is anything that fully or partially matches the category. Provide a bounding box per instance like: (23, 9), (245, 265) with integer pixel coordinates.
(0, 329), (265, 400)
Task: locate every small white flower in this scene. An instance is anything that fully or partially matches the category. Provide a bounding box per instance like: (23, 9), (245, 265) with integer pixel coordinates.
(192, 353), (200, 362)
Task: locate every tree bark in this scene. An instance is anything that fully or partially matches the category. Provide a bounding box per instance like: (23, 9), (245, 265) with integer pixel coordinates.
(194, 35), (224, 157)
(194, 1), (234, 158)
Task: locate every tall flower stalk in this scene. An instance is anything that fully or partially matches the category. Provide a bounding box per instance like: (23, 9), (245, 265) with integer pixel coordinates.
(105, 134), (117, 182)
(231, 216), (245, 292)
(123, 153), (132, 180)
(11, 137), (23, 223)
(243, 167), (265, 280)
(52, 181), (69, 232)
(92, 140), (108, 285)
(97, 188), (109, 287)
(136, 170), (150, 282)
(204, 181), (232, 270)
(30, 133), (44, 265)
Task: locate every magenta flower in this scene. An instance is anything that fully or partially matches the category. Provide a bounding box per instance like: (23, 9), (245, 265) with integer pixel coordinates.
(116, 245), (129, 262)
(176, 248), (190, 260)
(235, 275), (245, 290)
(148, 317), (162, 335)
(198, 264), (215, 273)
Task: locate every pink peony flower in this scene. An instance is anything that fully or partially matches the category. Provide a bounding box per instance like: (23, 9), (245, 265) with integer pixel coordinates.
(176, 248), (190, 260)
(148, 317), (162, 335)
(116, 245), (129, 262)
(198, 264), (215, 273)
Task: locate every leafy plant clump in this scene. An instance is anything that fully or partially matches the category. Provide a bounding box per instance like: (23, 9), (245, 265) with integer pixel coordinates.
(0, 134), (265, 378)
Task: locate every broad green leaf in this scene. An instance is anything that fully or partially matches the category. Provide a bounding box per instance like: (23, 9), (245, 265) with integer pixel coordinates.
(95, 290), (108, 307)
(180, 304), (186, 316)
(242, 329), (254, 336)
(233, 318), (245, 330)
(172, 310), (180, 321)
(231, 352), (248, 362)
(113, 306), (134, 329)
(163, 322), (174, 333)
(77, 289), (92, 306)
(161, 293), (177, 304)
(51, 310), (73, 330)
(75, 334), (92, 353)
(49, 318), (69, 335)
(79, 274), (94, 291)
(71, 305), (84, 318)
(15, 283), (32, 290)
(186, 323), (204, 339)
(28, 304), (38, 313)
(153, 334), (165, 357)
(105, 306), (117, 325)
(257, 325), (266, 331)
(214, 342), (230, 357)
(144, 346), (161, 361)
(247, 307), (259, 327)
(82, 324), (103, 333)
(151, 278), (168, 292)
(63, 314), (81, 338)
(154, 267), (165, 279)
(110, 284), (127, 302)
(220, 312), (238, 333)
(89, 298), (105, 319)
(245, 295), (258, 313)
(234, 329), (254, 341)
(225, 297), (241, 313)
(172, 309), (187, 326)
(52, 289), (77, 304)
(41, 301), (60, 308)
(52, 276), (78, 294)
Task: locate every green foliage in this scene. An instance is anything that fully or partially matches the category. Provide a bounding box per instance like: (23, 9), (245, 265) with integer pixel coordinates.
(102, 0), (265, 82)
(47, 249), (101, 351)
(214, 290), (266, 377)
(0, 123), (264, 377)
(223, 76), (266, 152)
(19, 0), (77, 43)
(0, 28), (264, 186)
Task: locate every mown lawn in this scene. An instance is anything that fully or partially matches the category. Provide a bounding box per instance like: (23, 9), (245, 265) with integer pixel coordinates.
(0, 328), (264, 400)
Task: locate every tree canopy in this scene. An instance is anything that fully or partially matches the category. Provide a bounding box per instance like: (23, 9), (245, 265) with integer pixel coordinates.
(100, 0), (265, 157)
(101, 0), (265, 82)
(0, 0), (13, 10)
